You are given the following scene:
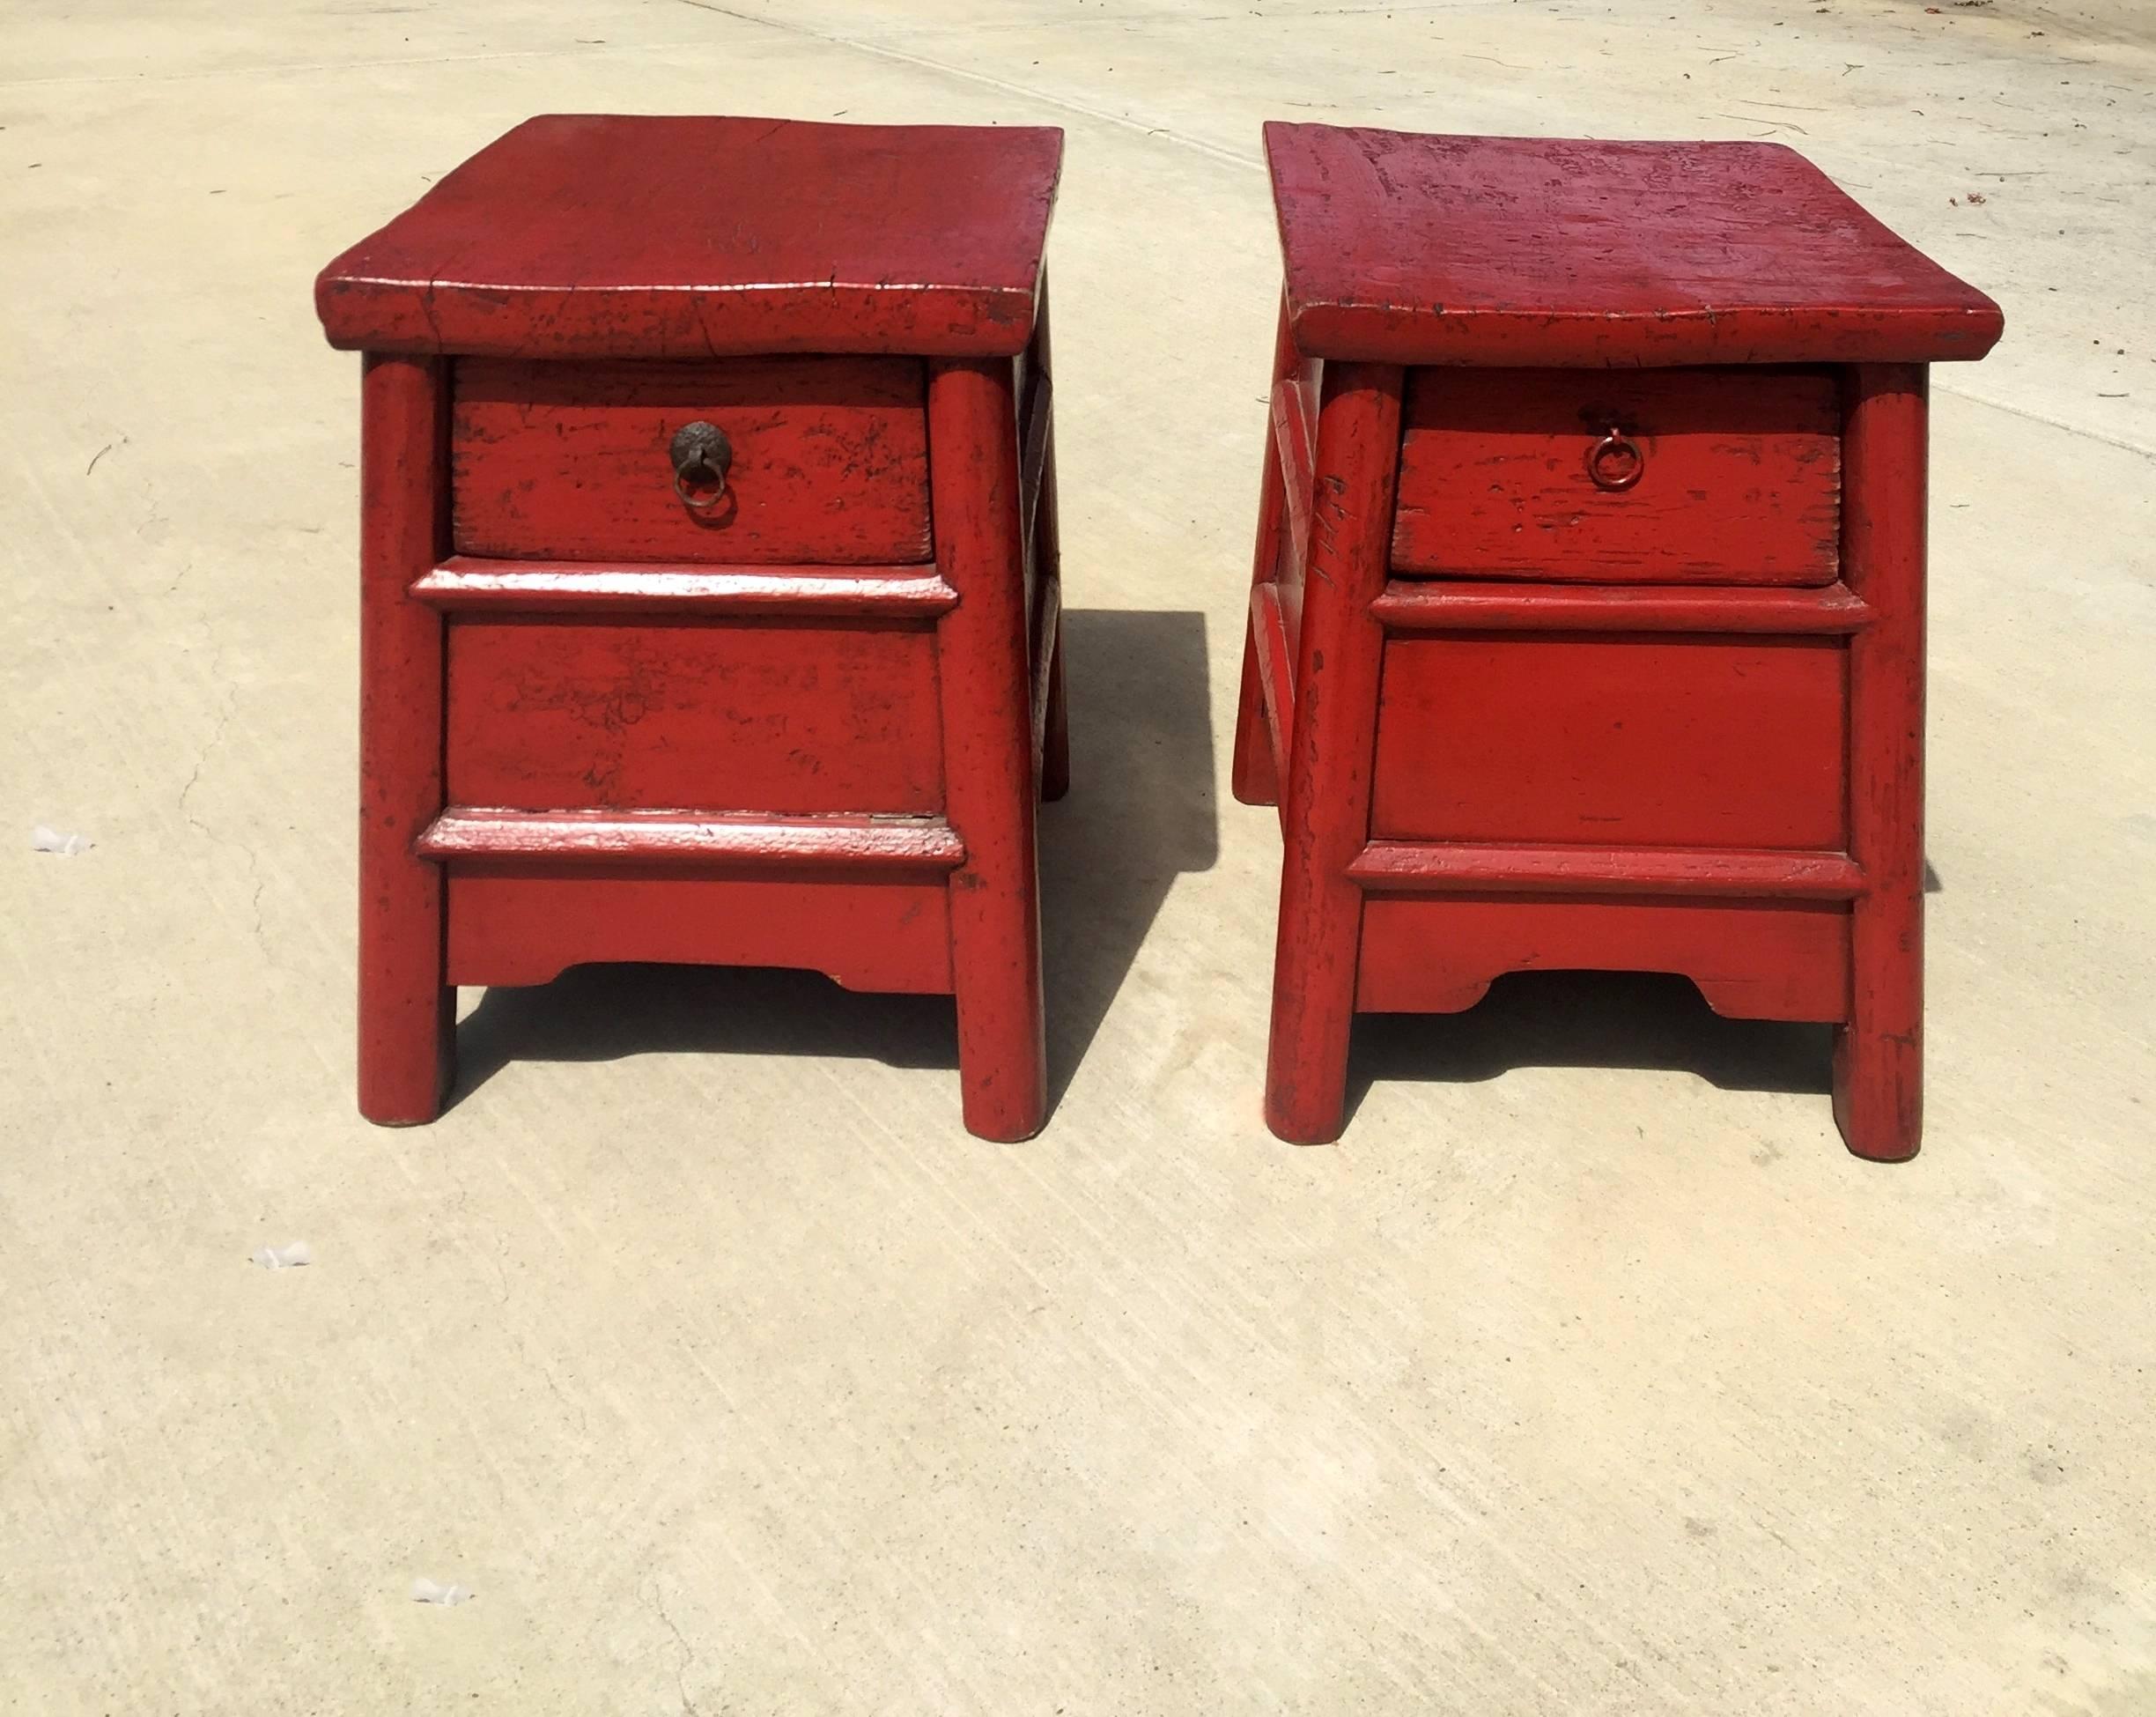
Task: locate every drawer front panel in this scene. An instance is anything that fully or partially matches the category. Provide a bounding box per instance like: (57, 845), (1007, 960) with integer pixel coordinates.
(1372, 633), (1847, 848)
(1392, 368), (1841, 584)
(453, 357), (933, 564)
(447, 616), (943, 814)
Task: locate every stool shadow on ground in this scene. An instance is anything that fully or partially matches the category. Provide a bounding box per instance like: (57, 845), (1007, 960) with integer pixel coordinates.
(448, 609), (1217, 1114)
(454, 963), (960, 1103)
(1344, 969), (1834, 1123)
(1038, 609), (1218, 1104)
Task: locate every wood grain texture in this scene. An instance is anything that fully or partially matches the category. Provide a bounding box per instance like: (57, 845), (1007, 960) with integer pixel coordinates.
(1370, 633), (1848, 849)
(356, 354), (453, 1125)
(445, 872), (953, 992)
(1834, 365), (1930, 1162)
(444, 615), (943, 816)
(1356, 896), (1851, 1023)
(1392, 368), (1842, 584)
(452, 357), (932, 565)
(417, 809), (964, 871)
(1372, 580), (1872, 634)
(1264, 126), (2004, 366)
(413, 558), (956, 618)
(317, 116), (1063, 359)
(1348, 843), (1865, 899)
(930, 358), (1047, 1142)
(1266, 361), (1404, 1144)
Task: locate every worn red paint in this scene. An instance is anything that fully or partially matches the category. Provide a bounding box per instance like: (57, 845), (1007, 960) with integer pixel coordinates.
(444, 612), (947, 815)
(316, 116), (1063, 360)
(411, 557), (958, 619)
(930, 358), (1051, 1141)
(1356, 897), (1853, 1024)
(322, 117), (1066, 1138)
(446, 873), (957, 995)
(355, 353), (453, 1126)
(416, 809), (968, 870)
(1369, 580), (1872, 635)
(452, 356), (934, 565)
(1835, 366), (1931, 1161)
(1392, 368), (1842, 584)
(1264, 360), (1403, 1144)
(1235, 127), (2001, 1159)
(1371, 634), (1848, 848)
(1261, 126), (2004, 367)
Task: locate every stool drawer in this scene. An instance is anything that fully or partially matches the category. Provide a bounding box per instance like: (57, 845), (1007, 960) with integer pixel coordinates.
(1372, 633), (1847, 848)
(1392, 368), (1841, 585)
(445, 615), (944, 815)
(452, 357), (933, 565)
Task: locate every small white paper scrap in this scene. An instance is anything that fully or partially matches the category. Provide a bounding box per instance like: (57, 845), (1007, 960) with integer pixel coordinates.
(252, 1241), (313, 1269)
(32, 826), (92, 856)
(412, 1580), (476, 1606)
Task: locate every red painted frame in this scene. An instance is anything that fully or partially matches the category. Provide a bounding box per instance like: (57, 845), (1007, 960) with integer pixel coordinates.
(329, 120), (1066, 1141)
(1237, 129), (1999, 1161)
(1236, 338), (1937, 1157)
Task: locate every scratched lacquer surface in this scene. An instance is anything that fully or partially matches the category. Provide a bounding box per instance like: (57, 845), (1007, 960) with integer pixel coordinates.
(317, 115), (1062, 359)
(321, 116), (1067, 1139)
(445, 616), (946, 814)
(1233, 126), (2000, 1158)
(1392, 368), (1842, 583)
(1261, 124), (2004, 366)
(452, 357), (934, 565)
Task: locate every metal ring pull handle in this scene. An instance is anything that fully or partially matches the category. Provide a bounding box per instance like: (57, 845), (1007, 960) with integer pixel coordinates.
(669, 420), (734, 511)
(1585, 426), (1644, 492)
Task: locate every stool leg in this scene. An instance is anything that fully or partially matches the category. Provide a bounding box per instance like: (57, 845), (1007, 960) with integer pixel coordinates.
(1232, 294), (1298, 808)
(1834, 364), (1927, 1161)
(930, 357), (1047, 1142)
(357, 352), (453, 1124)
(1264, 362), (1403, 1144)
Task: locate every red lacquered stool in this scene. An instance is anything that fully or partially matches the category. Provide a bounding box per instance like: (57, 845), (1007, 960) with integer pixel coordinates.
(317, 116), (1067, 1141)
(1233, 126), (2002, 1158)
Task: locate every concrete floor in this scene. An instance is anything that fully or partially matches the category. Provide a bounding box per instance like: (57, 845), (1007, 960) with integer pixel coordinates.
(4, 0), (2153, 1710)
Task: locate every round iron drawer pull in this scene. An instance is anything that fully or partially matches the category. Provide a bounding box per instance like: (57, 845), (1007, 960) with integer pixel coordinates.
(669, 420), (734, 511)
(1585, 427), (1645, 492)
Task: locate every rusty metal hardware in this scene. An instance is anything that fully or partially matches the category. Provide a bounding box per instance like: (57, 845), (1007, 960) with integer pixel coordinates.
(1585, 426), (1645, 492)
(669, 420), (734, 511)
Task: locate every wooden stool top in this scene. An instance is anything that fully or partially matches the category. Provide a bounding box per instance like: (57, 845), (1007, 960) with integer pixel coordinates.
(317, 116), (1064, 360)
(1264, 123), (2002, 369)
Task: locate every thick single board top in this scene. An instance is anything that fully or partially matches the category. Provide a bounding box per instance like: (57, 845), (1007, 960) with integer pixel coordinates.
(1265, 125), (2003, 367)
(318, 116), (1064, 359)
